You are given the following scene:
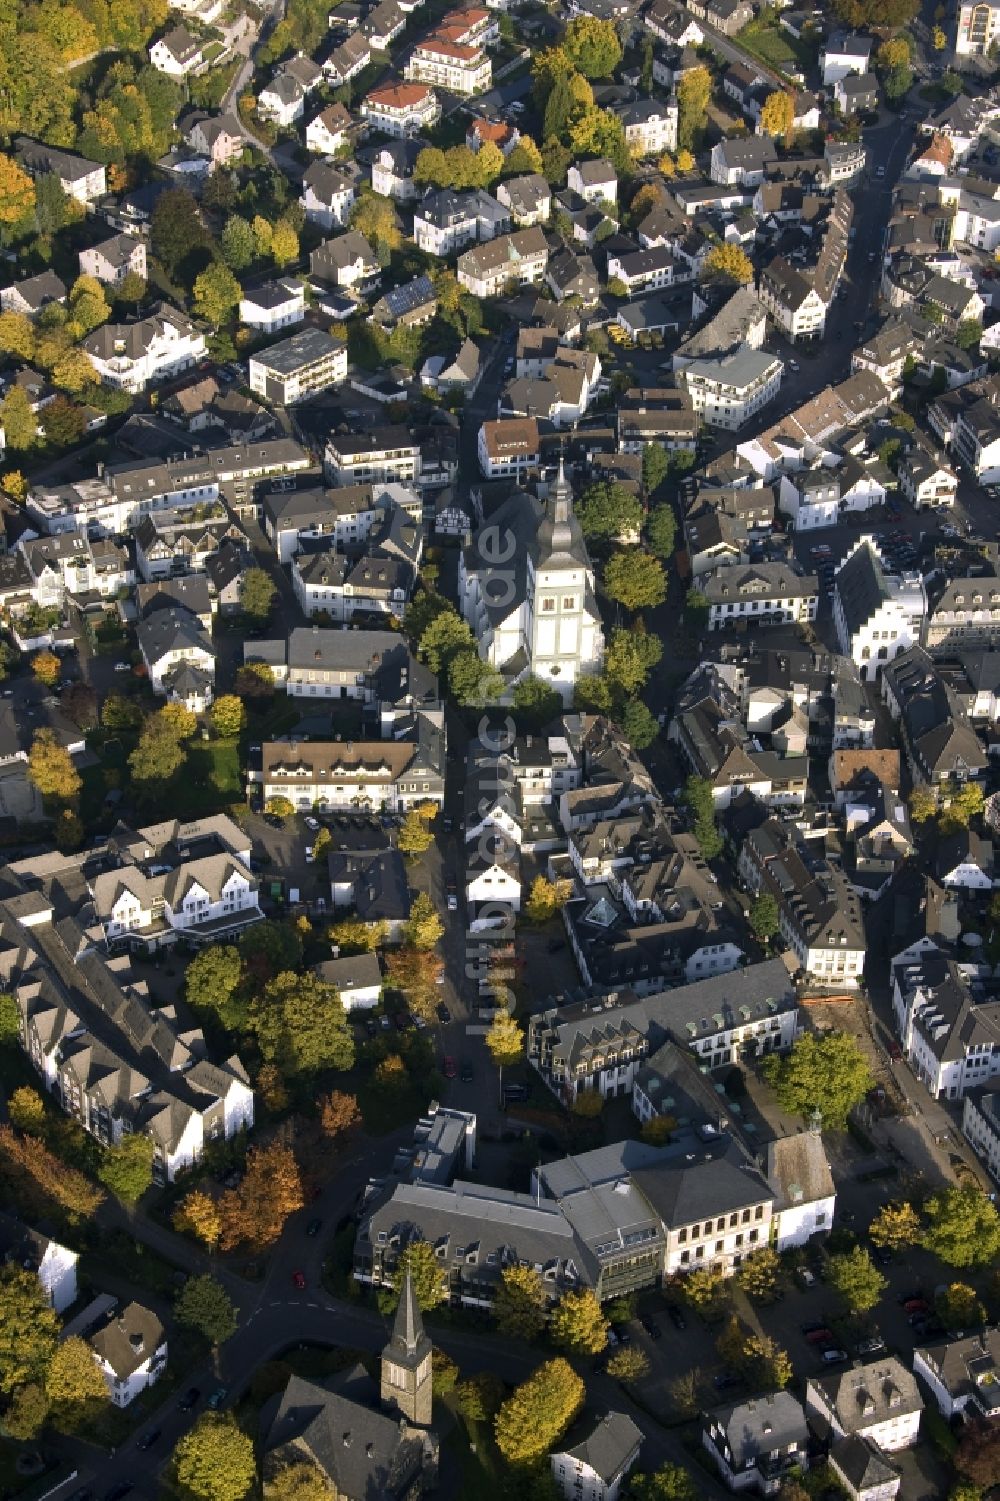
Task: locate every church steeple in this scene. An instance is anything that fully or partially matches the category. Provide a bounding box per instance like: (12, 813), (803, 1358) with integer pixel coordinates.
(380, 1269), (433, 1426)
(537, 452), (587, 567)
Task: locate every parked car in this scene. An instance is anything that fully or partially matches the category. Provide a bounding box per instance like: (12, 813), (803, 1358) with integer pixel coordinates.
(137, 1429), (161, 1451)
(207, 1387), (227, 1410)
(611, 1322), (631, 1346)
(805, 1327), (835, 1345)
(293, 1270), (306, 1289)
(306, 1218), (322, 1237)
(443, 1055), (457, 1078)
(640, 1315), (661, 1340)
(797, 1268), (817, 1289)
(436, 1002), (452, 1024)
(822, 1348), (849, 1364)
(179, 1387), (201, 1411)
(461, 1060), (474, 1082)
(666, 1304), (686, 1331)
(304, 817), (320, 831)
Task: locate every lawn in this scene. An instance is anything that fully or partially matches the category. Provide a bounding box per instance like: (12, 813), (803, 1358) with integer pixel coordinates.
(736, 16), (817, 76)
(174, 739), (243, 817)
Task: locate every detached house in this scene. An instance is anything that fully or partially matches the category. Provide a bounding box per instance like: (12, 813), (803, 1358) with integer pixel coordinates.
(79, 233), (147, 287)
(322, 31), (371, 87)
(82, 305), (207, 393)
(89, 1302), (167, 1408)
(149, 24), (209, 77)
(496, 174), (551, 226)
(703, 1392), (809, 1496)
(551, 1414), (643, 1501)
(15, 137), (106, 204)
(305, 102), (353, 155)
(567, 158), (617, 204)
(137, 606), (216, 703)
(805, 1359), (922, 1454)
(300, 161), (356, 229)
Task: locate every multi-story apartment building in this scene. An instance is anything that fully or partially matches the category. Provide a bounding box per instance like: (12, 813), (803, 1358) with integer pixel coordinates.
(15, 136), (107, 203)
(82, 304), (207, 393)
(404, 31), (491, 93)
(892, 953), (1000, 1101)
(476, 417), (541, 478)
(361, 81), (441, 135)
(702, 562), (818, 632)
(675, 348), (783, 430)
(249, 327), (347, 405)
(324, 427), (422, 486)
(258, 724), (444, 813)
(956, 0), (1000, 55)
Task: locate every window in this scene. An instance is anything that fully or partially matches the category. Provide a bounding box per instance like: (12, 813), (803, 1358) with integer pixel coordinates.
(541, 597), (555, 612)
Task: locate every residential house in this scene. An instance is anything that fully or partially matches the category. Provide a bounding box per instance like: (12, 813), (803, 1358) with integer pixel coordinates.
(834, 73), (878, 117)
(371, 139), (424, 201)
(935, 828), (994, 891)
(259, 729), (444, 814)
(14, 137), (106, 204)
(702, 562), (818, 631)
(322, 31), (371, 86)
(413, 187), (509, 257)
(404, 29), (491, 94)
(913, 1329), (1000, 1421)
(567, 158), (617, 204)
(551, 1414), (643, 1501)
(305, 102), (353, 155)
(496, 173), (551, 226)
(314, 951), (382, 1011)
(703, 1392), (809, 1495)
(324, 428), (422, 486)
(300, 160), (357, 230)
(892, 954), (999, 1102)
(758, 258), (829, 341)
(898, 437), (957, 510)
(676, 349), (783, 430)
(545, 248), (599, 306)
(710, 136), (778, 187)
(456, 226), (548, 298)
(820, 31), (873, 83)
(0, 271), (66, 319)
(181, 112), (243, 165)
(310, 230), (379, 291)
(137, 605), (216, 701)
(249, 327), (347, 405)
(618, 98), (678, 158)
(89, 1302), (167, 1407)
(149, 24), (209, 77)
(963, 1088), (1000, 1184)
(882, 647), (987, 787)
(476, 417), (540, 478)
(827, 1439), (900, 1501)
(238, 279), (306, 333)
(82, 305), (207, 394)
(371, 274), (438, 329)
(805, 1360), (922, 1453)
(0, 1213), (78, 1313)
(78, 233), (147, 287)
(957, 0), (1000, 55)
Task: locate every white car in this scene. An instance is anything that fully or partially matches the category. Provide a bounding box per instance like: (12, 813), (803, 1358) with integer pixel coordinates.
(305, 846), (313, 861)
(447, 894), (458, 911)
(875, 165), (885, 178)
(304, 816), (320, 831)
(113, 662), (131, 673)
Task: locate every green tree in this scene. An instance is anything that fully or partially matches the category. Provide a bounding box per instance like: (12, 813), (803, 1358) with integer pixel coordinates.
(97, 1131), (155, 1203)
(504, 137), (544, 176)
(749, 892), (779, 944)
(67, 275), (110, 336)
(0, 154), (36, 226)
(0, 1266), (59, 1394)
(193, 263), (241, 328)
(456, 1371), (506, 1422)
(350, 191), (400, 260)
(249, 970), (354, 1077)
(210, 695), (246, 738)
(922, 1185), (1000, 1268)
(3, 1382), (49, 1440)
(389, 1238), (448, 1311)
(956, 320), (984, 351)
(405, 891), (444, 950)
(513, 674), (562, 732)
(621, 699), (658, 750)
(270, 218), (299, 267)
(642, 445), (670, 499)
(418, 606), (474, 673)
(175, 1275), (238, 1345)
(563, 14), (622, 76)
(448, 650), (504, 706)
(604, 549), (667, 611)
(485, 1010), (524, 1070)
(578, 481), (644, 545)
(703, 243), (754, 286)
(398, 802), (437, 857)
(869, 1200), (920, 1252)
(604, 625), (662, 696)
(173, 1414), (256, 1501)
(827, 1246), (887, 1315)
(221, 215), (256, 272)
(185, 946), (245, 1029)
(329, 916), (386, 953)
(677, 65), (711, 151)
(909, 786), (937, 824)
(151, 188), (211, 283)
(0, 991), (19, 1048)
(525, 875), (573, 924)
(630, 1465), (697, 1501)
(761, 1031), (873, 1129)
(607, 1345), (650, 1382)
(937, 1281), (986, 1331)
(45, 1334), (109, 1418)
(548, 1288), (608, 1354)
(264, 1461), (333, 1501)
(0, 386), (37, 452)
(494, 1357), (585, 1466)
(736, 1247), (781, 1303)
(117, 272), (148, 309)
(494, 1263), (547, 1340)
(760, 90), (794, 143)
(34, 172), (69, 235)
(680, 1264), (727, 1315)
(129, 716), (186, 792)
(28, 729), (81, 805)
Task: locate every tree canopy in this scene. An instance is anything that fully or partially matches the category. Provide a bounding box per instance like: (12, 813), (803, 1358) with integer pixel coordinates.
(249, 970), (354, 1076)
(922, 1185), (1000, 1268)
(175, 1275), (238, 1346)
(494, 1358), (585, 1466)
(604, 550), (667, 611)
(761, 1031), (873, 1129)
(173, 1414), (256, 1501)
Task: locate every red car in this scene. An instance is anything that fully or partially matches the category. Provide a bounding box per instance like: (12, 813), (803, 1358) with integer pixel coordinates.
(805, 1327), (835, 1345)
(888, 1041), (903, 1061)
(292, 1271), (306, 1289)
(904, 1298), (929, 1315)
(442, 1056), (457, 1078)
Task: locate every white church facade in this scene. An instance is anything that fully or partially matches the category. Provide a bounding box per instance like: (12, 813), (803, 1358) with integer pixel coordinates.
(459, 460), (604, 703)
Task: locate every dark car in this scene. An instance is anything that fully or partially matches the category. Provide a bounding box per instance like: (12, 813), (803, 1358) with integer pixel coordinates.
(263, 813), (284, 829)
(805, 1327), (835, 1345)
(713, 1372), (742, 1391)
(179, 1386), (201, 1410)
(461, 1060), (474, 1082)
(611, 1322), (631, 1346)
(137, 1429), (161, 1450)
(208, 1387), (228, 1410)
(436, 1002), (452, 1024)
(640, 1315), (661, 1340)
(666, 1303), (686, 1330)
(306, 1217), (323, 1237)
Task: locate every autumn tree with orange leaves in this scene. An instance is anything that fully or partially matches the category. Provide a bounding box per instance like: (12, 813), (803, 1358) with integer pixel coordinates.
(218, 1141), (303, 1251)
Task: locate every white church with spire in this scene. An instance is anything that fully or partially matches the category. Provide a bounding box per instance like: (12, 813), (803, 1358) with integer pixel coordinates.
(459, 458), (604, 704)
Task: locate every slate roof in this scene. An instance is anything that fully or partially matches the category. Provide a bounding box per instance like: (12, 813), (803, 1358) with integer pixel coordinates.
(556, 1412), (643, 1482)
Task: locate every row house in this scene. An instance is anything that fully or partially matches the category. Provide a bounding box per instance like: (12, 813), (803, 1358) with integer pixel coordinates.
(264, 481), (421, 562)
(20, 533), (132, 607)
(924, 565), (1000, 652)
(892, 952), (1000, 1102)
(929, 379), (1000, 485)
(527, 956), (800, 1104)
(324, 427), (422, 487)
(477, 417), (540, 478)
(292, 551), (414, 621)
(882, 646), (987, 788)
(702, 562), (818, 632)
(259, 722), (444, 812)
(739, 819), (867, 988)
(456, 226), (548, 298)
(133, 506), (244, 581)
(617, 388), (699, 455)
(95, 853), (260, 950)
